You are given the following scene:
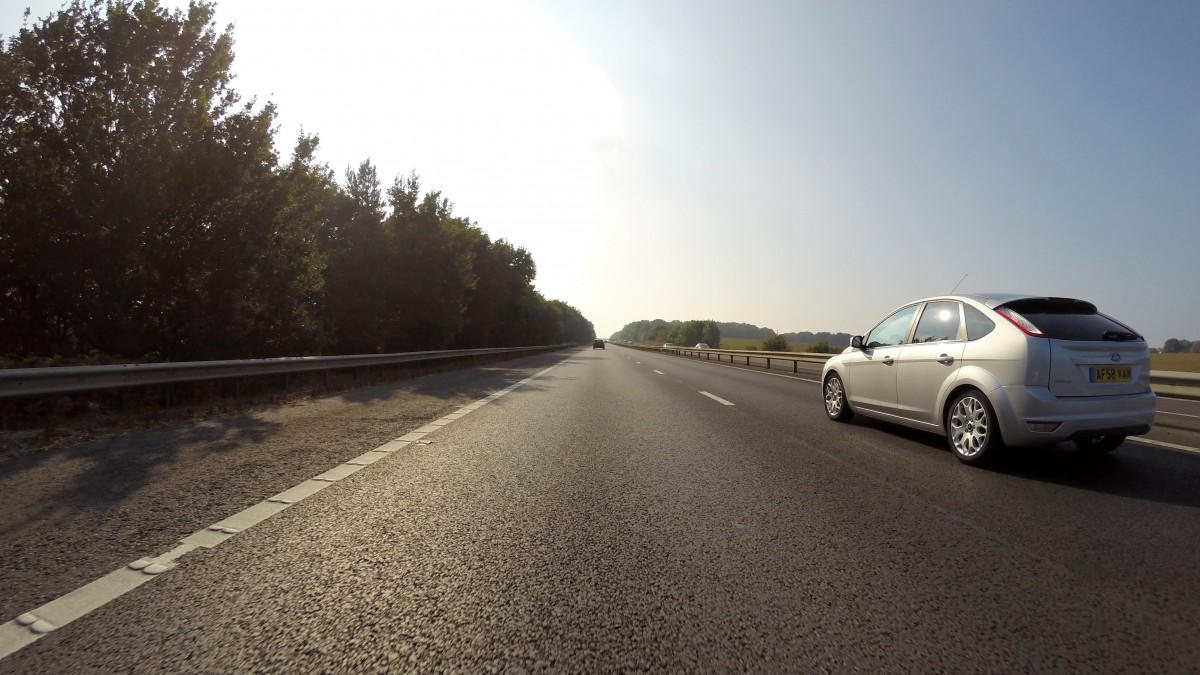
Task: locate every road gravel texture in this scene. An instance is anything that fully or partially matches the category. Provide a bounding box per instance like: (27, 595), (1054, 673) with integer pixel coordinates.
(0, 361), (546, 622)
(3, 347), (1200, 672)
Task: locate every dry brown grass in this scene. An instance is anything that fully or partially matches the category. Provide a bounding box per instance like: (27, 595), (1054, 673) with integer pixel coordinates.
(1151, 353), (1200, 373)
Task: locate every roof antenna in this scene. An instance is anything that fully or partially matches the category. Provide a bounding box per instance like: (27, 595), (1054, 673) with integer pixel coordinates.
(949, 273), (968, 294)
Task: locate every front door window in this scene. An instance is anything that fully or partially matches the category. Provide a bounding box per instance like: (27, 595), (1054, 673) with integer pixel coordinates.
(865, 305), (920, 349)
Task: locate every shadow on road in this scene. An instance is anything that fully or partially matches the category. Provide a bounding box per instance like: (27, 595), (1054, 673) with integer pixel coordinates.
(987, 442), (1200, 510)
(0, 413), (282, 540)
(852, 416), (1200, 510)
(0, 349), (583, 620)
(334, 351), (578, 405)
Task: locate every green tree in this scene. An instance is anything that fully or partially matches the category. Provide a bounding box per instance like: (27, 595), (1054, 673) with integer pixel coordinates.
(319, 160), (394, 353)
(459, 236), (538, 347)
(384, 173), (477, 350)
(0, 2), (596, 361)
(0, 0), (318, 360)
(809, 340), (840, 354)
(762, 334), (788, 352)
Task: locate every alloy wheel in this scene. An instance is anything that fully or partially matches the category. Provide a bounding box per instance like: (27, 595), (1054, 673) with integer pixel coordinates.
(949, 395), (991, 459)
(824, 375), (851, 421)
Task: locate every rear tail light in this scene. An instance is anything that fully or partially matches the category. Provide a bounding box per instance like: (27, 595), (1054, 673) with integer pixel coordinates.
(995, 307), (1045, 336)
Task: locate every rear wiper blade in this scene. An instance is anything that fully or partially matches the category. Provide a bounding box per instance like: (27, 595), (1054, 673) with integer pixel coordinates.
(1102, 330), (1140, 341)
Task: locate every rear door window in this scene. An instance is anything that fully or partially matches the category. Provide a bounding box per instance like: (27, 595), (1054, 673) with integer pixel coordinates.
(910, 301), (962, 343)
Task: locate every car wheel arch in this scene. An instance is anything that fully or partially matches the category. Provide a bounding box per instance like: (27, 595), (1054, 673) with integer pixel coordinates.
(947, 367), (1018, 439)
(941, 383), (1010, 447)
(823, 369), (855, 421)
(824, 367), (851, 401)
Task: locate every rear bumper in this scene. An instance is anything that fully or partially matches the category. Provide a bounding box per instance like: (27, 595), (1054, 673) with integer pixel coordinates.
(990, 385), (1157, 447)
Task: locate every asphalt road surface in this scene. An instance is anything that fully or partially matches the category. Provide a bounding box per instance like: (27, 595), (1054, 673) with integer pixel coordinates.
(3, 346), (1200, 672)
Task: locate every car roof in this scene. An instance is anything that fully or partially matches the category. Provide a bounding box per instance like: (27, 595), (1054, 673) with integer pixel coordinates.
(911, 293), (1085, 310)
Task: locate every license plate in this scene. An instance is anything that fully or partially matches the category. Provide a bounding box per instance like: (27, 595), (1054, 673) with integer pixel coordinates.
(1090, 366), (1132, 383)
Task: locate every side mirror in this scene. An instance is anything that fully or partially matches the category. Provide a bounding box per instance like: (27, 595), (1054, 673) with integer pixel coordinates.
(851, 335), (864, 349)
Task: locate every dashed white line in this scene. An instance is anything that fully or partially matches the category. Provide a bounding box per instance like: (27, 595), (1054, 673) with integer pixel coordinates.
(0, 364), (561, 661)
(700, 391), (735, 406)
(653, 370), (665, 375)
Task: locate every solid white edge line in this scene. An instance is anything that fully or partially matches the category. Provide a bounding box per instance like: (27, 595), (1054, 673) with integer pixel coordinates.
(1129, 437), (1200, 455)
(699, 391), (735, 406)
(0, 363), (561, 661)
(1157, 410), (1200, 419)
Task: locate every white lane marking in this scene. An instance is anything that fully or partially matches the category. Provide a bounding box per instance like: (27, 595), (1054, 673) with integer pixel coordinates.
(1130, 437), (1200, 455)
(700, 391), (735, 406)
(0, 364), (561, 661)
(653, 370), (665, 375)
(1158, 411), (1200, 420)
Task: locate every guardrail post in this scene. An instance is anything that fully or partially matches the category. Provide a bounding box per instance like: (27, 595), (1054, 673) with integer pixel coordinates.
(767, 357), (771, 370)
(793, 361), (798, 373)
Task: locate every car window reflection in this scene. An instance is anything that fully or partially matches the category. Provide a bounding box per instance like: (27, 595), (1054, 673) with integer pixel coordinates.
(910, 301), (963, 343)
(865, 305), (919, 348)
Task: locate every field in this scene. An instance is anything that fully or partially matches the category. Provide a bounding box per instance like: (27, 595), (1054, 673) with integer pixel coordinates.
(1151, 353), (1200, 373)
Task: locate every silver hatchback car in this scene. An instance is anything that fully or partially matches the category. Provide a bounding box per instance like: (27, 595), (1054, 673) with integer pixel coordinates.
(821, 294), (1156, 465)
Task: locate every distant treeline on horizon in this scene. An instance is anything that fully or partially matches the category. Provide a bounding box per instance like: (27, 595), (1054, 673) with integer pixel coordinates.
(1159, 339), (1200, 354)
(717, 322), (852, 347)
(609, 320), (851, 349)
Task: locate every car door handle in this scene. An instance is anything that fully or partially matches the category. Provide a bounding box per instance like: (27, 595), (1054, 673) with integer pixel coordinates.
(937, 354), (954, 365)
(882, 356), (894, 365)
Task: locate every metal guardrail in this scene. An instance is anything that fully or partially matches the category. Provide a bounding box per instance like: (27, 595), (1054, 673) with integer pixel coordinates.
(1148, 370), (1200, 400)
(0, 345), (567, 399)
(613, 343), (1200, 399)
(669, 345), (831, 373)
(617, 343), (831, 374)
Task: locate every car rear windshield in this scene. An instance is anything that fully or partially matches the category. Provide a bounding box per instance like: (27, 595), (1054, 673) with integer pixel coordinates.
(998, 298), (1142, 342)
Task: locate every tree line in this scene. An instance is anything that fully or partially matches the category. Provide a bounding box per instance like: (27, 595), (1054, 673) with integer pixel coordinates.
(716, 322), (851, 347)
(1161, 339), (1200, 354)
(0, 1), (594, 365)
(611, 320), (721, 347)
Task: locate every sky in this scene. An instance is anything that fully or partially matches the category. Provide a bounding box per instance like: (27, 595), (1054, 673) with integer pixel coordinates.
(4, 0), (1198, 346)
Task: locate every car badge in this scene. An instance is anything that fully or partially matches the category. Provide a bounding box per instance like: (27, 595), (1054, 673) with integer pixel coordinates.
(1109, 353), (1121, 362)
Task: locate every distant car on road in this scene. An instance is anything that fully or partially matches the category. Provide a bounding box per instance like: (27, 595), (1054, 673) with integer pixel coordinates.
(663, 342), (675, 348)
(694, 343), (710, 349)
(593, 339), (605, 349)
(820, 294), (1155, 465)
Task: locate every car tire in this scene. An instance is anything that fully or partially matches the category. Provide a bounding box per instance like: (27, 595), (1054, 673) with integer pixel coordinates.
(946, 390), (1001, 465)
(1073, 434), (1125, 454)
(823, 373), (854, 422)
